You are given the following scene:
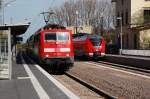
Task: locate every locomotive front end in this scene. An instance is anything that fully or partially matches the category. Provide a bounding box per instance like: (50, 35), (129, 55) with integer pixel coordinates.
(41, 29), (74, 65)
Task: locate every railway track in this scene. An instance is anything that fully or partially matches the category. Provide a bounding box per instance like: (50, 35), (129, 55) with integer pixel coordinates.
(23, 51), (114, 99)
(68, 61), (150, 99)
(76, 57), (150, 75)
(53, 73), (104, 99)
(76, 56), (150, 74)
(64, 72), (116, 99)
(23, 52), (150, 99)
(92, 60), (150, 75)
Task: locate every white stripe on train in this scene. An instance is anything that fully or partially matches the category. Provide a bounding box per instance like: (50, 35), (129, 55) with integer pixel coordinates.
(44, 48), (70, 52)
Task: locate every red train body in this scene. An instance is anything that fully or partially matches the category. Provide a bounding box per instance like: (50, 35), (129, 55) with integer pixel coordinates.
(26, 24), (74, 67)
(73, 33), (105, 59)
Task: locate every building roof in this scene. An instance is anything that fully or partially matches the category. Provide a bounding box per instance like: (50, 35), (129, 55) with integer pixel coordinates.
(0, 24), (30, 35)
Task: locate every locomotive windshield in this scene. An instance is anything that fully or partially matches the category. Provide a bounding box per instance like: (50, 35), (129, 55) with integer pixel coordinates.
(45, 32), (69, 41)
(90, 36), (101, 47)
(45, 33), (56, 40)
(57, 32), (69, 40)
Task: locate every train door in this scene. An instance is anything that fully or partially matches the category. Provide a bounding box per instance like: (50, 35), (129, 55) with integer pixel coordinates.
(0, 29), (11, 79)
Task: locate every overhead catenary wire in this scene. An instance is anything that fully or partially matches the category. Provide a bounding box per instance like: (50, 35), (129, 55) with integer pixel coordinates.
(23, 0), (57, 42)
(23, 14), (42, 41)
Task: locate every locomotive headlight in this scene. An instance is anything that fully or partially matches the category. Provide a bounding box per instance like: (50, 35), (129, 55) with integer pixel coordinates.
(46, 54), (49, 57)
(66, 54), (69, 57)
(89, 53), (93, 56)
(100, 46), (102, 49)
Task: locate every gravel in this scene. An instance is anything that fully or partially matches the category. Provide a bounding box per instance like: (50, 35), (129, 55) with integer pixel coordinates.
(67, 61), (150, 99)
(53, 74), (104, 99)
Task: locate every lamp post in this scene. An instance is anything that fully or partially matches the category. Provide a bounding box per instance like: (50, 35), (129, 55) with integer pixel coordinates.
(2, 0), (16, 25)
(117, 17), (123, 55)
(75, 10), (79, 34)
(100, 16), (104, 36)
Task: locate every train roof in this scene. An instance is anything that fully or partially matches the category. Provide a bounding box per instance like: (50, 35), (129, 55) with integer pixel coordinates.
(73, 33), (102, 39)
(35, 24), (66, 34)
(27, 24), (68, 42)
(43, 24), (66, 29)
(72, 33), (89, 38)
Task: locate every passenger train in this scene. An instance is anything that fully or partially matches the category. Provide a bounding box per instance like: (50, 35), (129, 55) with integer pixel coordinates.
(26, 24), (74, 71)
(73, 33), (105, 59)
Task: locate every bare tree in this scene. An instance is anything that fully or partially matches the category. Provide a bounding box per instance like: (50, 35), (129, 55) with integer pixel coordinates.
(50, 0), (114, 32)
(80, 0), (96, 25)
(55, 0), (76, 26)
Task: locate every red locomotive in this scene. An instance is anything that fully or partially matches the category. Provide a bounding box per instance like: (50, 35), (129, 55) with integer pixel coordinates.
(73, 33), (105, 59)
(26, 24), (74, 71)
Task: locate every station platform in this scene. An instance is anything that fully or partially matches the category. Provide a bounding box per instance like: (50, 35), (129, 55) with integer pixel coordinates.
(0, 52), (79, 99)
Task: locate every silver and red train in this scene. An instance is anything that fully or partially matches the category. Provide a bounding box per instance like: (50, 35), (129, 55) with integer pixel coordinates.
(73, 33), (105, 59)
(26, 24), (74, 71)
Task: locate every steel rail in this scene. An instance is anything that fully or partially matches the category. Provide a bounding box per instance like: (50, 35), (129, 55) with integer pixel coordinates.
(95, 60), (150, 74)
(65, 72), (117, 99)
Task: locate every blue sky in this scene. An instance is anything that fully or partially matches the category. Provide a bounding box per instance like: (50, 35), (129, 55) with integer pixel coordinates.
(5, 0), (66, 24)
(4, 0), (111, 42)
(4, 0), (67, 42)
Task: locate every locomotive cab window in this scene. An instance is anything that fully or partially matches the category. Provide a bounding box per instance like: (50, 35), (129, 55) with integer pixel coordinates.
(45, 33), (56, 41)
(90, 36), (102, 47)
(45, 32), (69, 41)
(57, 32), (69, 41)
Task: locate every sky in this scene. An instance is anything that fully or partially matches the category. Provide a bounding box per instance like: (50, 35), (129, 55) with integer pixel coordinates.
(4, 0), (111, 42)
(4, 0), (67, 42)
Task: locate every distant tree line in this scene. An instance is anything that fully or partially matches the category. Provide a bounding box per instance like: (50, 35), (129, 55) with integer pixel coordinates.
(49, 0), (115, 33)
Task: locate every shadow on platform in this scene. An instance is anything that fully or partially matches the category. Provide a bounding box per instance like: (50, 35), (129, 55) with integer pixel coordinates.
(16, 51), (35, 65)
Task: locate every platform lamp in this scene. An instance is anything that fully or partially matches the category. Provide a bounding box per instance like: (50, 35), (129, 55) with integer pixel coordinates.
(2, 0), (16, 25)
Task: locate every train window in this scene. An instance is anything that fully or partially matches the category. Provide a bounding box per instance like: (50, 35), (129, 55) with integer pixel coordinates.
(45, 32), (69, 41)
(73, 33), (89, 40)
(57, 32), (69, 41)
(37, 34), (40, 42)
(45, 33), (56, 41)
(90, 36), (102, 47)
(29, 35), (34, 42)
(34, 34), (40, 43)
(72, 34), (77, 38)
